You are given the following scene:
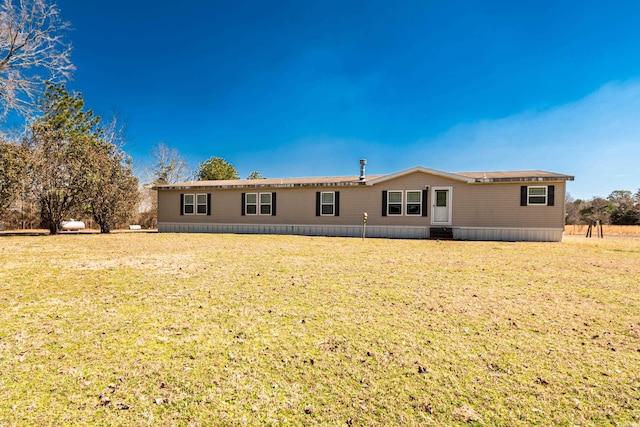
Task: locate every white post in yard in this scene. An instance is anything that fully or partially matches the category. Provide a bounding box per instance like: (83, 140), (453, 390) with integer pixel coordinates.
(362, 212), (368, 240)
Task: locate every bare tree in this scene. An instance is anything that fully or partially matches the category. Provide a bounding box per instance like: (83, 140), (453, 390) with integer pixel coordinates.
(138, 142), (188, 229)
(0, 0), (74, 119)
(579, 197), (613, 225)
(564, 193), (584, 225)
(149, 142), (188, 185)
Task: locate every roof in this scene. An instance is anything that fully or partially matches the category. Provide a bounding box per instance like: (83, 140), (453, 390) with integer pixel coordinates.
(153, 167), (573, 190)
(153, 175), (385, 190)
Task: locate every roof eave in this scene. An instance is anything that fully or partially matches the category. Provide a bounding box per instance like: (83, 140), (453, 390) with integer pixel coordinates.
(469, 176), (575, 184)
(153, 180), (372, 191)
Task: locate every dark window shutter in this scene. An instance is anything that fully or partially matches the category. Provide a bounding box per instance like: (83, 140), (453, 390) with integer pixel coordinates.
(520, 186), (527, 206)
(241, 193), (246, 216)
(547, 185), (555, 206)
(316, 192), (321, 216)
(335, 191), (340, 216)
(207, 193), (211, 215)
(180, 193), (184, 215)
(272, 192), (277, 216)
(382, 190), (388, 216)
(422, 189), (428, 217)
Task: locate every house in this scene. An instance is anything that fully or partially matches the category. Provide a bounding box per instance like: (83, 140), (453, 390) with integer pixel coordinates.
(154, 163), (574, 241)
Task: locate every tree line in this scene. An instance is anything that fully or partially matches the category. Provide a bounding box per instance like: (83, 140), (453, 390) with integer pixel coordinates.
(0, 83), (139, 234)
(0, 85), (264, 233)
(565, 190), (640, 226)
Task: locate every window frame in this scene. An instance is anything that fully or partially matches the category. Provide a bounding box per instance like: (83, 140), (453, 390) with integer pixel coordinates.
(405, 190), (422, 216)
(183, 193), (195, 215)
(387, 190), (403, 216)
(196, 194), (208, 215)
(259, 192), (272, 215)
(320, 191), (335, 216)
(527, 186), (547, 206)
(245, 192), (258, 215)
(183, 193), (209, 215)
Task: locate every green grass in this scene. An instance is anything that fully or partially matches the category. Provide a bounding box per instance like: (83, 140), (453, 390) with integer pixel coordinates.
(1, 234), (639, 426)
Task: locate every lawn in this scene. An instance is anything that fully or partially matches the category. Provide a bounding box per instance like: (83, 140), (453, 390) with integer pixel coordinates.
(0, 233), (638, 426)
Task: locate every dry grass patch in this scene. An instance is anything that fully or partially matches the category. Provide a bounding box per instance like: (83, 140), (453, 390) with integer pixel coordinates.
(1, 233), (639, 426)
(565, 224), (640, 238)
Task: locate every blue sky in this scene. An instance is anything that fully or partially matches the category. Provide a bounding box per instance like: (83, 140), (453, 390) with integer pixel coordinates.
(53, 0), (640, 199)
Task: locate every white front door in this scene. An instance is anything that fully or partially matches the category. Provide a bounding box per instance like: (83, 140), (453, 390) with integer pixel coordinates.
(432, 187), (452, 225)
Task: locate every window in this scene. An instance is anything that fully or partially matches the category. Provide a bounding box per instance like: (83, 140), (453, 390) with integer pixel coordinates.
(243, 192), (276, 216)
(181, 193), (209, 215)
(245, 193), (258, 215)
(528, 186), (547, 205)
(316, 191), (339, 216)
(196, 194), (208, 214)
(382, 190), (428, 217)
(387, 191), (402, 215)
(321, 192), (335, 215)
(183, 194), (194, 214)
(260, 193), (272, 215)
(406, 191), (422, 215)
(521, 185), (554, 206)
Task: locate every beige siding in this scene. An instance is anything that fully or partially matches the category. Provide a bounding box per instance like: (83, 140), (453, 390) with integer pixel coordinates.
(452, 182), (566, 228)
(157, 171), (568, 240)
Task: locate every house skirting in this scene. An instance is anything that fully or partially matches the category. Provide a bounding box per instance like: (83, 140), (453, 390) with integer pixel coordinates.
(158, 222), (564, 242)
(453, 226), (564, 242)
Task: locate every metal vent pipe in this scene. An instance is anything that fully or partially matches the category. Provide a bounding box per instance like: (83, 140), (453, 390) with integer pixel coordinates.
(359, 159), (367, 180)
